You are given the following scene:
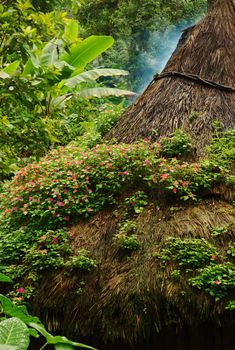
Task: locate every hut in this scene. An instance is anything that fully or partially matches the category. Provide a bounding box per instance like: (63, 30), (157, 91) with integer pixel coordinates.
(106, 0), (235, 156)
(31, 1), (235, 349)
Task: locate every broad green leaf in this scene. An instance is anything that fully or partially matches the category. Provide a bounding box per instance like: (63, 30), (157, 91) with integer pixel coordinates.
(0, 318), (29, 350)
(0, 274), (12, 283)
(0, 345), (17, 350)
(77, 87), (136, 98)
(64, 19), (79, 43)
(29, 323), (96, 349)
(27, 323), (51, 341)
(64, 68), (128, 88)
(3, 61), (20, 75)
(0, 295), (41, 325)
(61, 36), (114, 71)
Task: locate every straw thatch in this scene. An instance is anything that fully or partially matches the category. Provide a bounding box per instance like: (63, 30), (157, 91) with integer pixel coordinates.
(32, 196), (235, 348)
(106, 0), (235, 156)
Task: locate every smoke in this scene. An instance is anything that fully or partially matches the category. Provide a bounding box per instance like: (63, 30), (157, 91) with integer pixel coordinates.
(135, 19), (202, 93)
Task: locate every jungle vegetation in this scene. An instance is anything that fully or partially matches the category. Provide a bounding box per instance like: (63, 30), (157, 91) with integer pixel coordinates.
(0, 1), (234, 350)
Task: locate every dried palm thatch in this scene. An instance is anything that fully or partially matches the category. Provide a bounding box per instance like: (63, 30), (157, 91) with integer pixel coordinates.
(32, 198), (235, 348)
(106, 0), (235, 156)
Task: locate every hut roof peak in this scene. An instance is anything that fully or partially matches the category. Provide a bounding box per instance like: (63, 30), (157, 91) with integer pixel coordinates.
(105, 0), (235, 153)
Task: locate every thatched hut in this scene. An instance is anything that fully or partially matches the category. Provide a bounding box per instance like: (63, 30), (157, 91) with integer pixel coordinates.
(27, 0), (235, 349)
(106, 0), (235, 155)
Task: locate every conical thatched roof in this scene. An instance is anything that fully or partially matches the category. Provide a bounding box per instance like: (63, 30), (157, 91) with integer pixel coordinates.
(106, 0), (235, 155)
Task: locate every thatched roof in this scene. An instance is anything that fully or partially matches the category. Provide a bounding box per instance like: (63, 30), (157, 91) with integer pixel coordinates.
(32, 195), (235, 347)
(106, 0), (235, 155)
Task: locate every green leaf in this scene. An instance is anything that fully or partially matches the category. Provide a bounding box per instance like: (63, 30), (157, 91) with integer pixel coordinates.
(77, 87), (136, 98)
(0, 318), (30, 350)
(29, 323), (96, 349)
(22, 59), (35, 76)
(0, 345), (17, 350)
(55, 344), (75, 350)
(3, 61), (20, 75)
(0, 274), (12, 283)
(0, 295), (41, 325)
(64, 68), (128, 88)
(64, 19), (79, 43)
(61, 36), (114, 71)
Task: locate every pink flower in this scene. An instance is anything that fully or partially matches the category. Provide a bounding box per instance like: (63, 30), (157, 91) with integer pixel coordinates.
(215, 279), (220, 285)
(52, 237), (57, 244)
(144, 159), (150, 165)
(123, 171), (129, 175)
(57, 201), (64, 207)
(181, 180), (187, 187)
(172, 188), (177, 194)
(17, 287), (25, 293)
(29, 197), (33, 201)
(161, 173), (168, 181)
(64, 216), (70, 221)
(49, 198), (54, 202)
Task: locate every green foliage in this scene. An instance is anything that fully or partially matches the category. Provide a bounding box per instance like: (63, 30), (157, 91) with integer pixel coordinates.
(154, 235), (235, 307)
(227, 243), (235, 257)
(114, 234), (139, 251)
(155, 237), (217, 268)
(211, 224), (231, 237)
(0, 0), (132, 180)
(1, 130), (234, 232)
(23, 229), (71, 271)
(159, 129), (192, 158)
(189, 263), (235, 302)
(114, 220), (139, 251)
(208, 128), (235, 166)
(124, 191), (148, 214)
(66, 250), (97, 271)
